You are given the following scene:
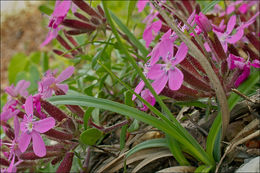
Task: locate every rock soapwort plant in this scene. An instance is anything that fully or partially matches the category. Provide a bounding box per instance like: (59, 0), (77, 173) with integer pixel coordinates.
(1, 0), (259, 172)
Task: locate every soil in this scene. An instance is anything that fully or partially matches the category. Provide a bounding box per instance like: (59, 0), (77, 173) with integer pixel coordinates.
(0, 3), (48, 92)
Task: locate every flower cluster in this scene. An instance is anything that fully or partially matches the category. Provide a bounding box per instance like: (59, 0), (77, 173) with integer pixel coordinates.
(133, 0), (259, 111)
(1, 67), (76, 172)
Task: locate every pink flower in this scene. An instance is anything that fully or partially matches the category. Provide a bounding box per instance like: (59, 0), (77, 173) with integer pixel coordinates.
(149, 29), (175, 66)
(147, 42), (188, 94)
(137, 0), (149, 12)
(195, 12), (212, 33)
(5, 80), (30, 98)
(140, 89), (155, 111)
(38, 66), (74, 98)
(18, 95), (55, 157)
(143, 20), (162, 48)
(1, 155), (22, 173)
(214, 15), (244, 52)
(41, 0), (73, 47)
(238, 12), (260, 30)
(227, 54), (260, 87)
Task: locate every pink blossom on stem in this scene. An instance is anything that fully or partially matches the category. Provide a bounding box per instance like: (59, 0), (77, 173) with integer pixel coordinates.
(1, 155), (22, 173)
(143, 20), (162, 48)
(38, 66), (74, 99)
(140, 89), (155, 111)
(137, 0), (149, 12)
(195, 12), (212, 33)
(214, 15), (244, 52)
(18, 95), (55, 157)
(5, 80), (30, 98)
(41, 0), (72, 47)
(147, 42), (188, 94)
(227, 54), (260, 87)
(149, 29), (175, 66)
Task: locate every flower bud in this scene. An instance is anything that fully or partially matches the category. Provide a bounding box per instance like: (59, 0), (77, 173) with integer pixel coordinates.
(44, 129), (74, 141)
(62, 19), (96, 31)
(56, 152), (74, 173)
(195, 12), (212, 33)
(20, 151), (60, 160)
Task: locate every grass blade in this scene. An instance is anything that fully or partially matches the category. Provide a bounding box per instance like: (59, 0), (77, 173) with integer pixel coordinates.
(110, 12), (149, 58)
(206, 71), (260, 161)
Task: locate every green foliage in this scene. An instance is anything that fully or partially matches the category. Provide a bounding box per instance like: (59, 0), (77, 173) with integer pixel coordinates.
(80, 128), (103, 146)
(8, 53), (28, 84)
(206, 70), (260, 162)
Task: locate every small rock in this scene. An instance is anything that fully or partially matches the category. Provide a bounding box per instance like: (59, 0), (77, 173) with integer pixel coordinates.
(235, 156), (260, 172)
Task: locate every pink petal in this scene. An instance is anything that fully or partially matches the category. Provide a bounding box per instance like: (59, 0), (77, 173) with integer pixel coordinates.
(226, 15), (236, 35)
(250, 59), (260, 68)
(147, 64), (163, 80)
(14, 116), (20, 140)
(33, 117), (55, 133)
(159, 38), (174, 62)
(168, 68), (184, 91)
(6, 156), (15, 172)
(42, 77), (55, 88)
(137, 0), (148, 12)
(15, 80), (30, 97)
(222, 42), (228, 53)
(56, 66), (75, 83)
(56, 84), (69, 93)
(41, 28), (61, 47)
(24, 95), (33, 116)
(140, 89), (155, 111)
(18, 132), (32, 153)
(5, 85), (16, 97)
(238, 4), (247, 14)
(234, 65), (250, 87)
(42, 88), (53, 99)
(172, 42), (188, 65)
(226, 28), (244, 44)
(132, 80), (145, 100)
(151, 73), (168, 94)
(31, 132), (46, 157)
(143, 21), (162, 48)
(52, 0), (71, 18)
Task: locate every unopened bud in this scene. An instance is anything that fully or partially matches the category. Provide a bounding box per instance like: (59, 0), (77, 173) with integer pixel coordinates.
(62, 19), (96, 31)
(44, 129), (74, 141)
(195, 12), (212, 33)
(53, 49), (74, 59)
(56, 152), (74, 173)
(20, 151), (60, 160)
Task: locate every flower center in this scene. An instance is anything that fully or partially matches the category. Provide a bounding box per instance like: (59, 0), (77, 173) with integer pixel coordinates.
(26, 122), (34, 133)
(165, 62), (172, 71)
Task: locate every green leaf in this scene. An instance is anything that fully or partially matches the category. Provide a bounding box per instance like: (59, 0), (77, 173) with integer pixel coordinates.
(166, 135), (190, 166)
(102, 3), (214, 166)
(202, 0), (220, 14)
(126, 138), (168, 159)
(42, 52), (49, 73)
(206, 70), (260, 162)
(80, 128), (103, 146)
(127, 119), (139, 132)
(8, 53), (28, 84)
(38, 5), (53, 15)
(49, 94), (212, 165)
(195, 165), (212, 173)
(120, 125), (127, 150)
(28, 64), (40, 92)
(175, 101), (218, 109)
(83, 107), (95, 130)
(126, 1), (137, 26)
(110, 12), (149, 58)
(124, 90), (134, 107)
